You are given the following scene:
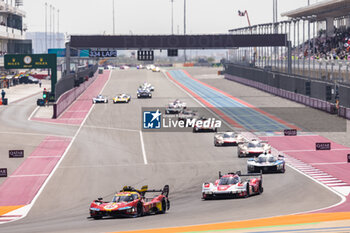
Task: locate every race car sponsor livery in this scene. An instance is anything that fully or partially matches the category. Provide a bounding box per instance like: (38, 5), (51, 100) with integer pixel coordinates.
(214, 132), (245, 146)
(89, 185), (170, 219)
(202, 171), (263, 199)
(247, 153), (285, 173)
(237, 139), (271, 157)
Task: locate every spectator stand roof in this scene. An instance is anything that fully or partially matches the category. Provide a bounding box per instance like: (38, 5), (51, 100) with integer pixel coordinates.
(281, 0), (350, 20)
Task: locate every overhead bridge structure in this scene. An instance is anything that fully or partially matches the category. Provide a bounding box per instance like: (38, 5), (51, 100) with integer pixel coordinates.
(69, 34), (288, 49)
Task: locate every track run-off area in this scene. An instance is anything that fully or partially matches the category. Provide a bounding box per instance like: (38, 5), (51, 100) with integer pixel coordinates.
(0, 67), (349, 233)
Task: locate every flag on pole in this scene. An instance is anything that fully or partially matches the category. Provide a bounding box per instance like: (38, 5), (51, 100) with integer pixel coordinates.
(238, 10), (246, 16)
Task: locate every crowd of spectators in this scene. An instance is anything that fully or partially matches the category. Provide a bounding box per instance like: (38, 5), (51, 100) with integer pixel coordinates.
(295, 26), (350, 60)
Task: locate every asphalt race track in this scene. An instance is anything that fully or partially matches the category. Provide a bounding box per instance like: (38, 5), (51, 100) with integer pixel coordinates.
(0, 69), (342, 233)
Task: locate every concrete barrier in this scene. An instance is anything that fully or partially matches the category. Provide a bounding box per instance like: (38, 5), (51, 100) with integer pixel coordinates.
(53, 72), (98, 119)
(346, 108), (350, 120)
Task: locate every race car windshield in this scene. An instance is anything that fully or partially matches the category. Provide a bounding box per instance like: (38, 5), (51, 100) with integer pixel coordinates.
(223, 134), (234, 138)
(248, 143), (262, 148)
(112, 195), (135, 203)
(268, 157), (277, 162)
(258, 157), (267, 163)
(219, 176), (240, 185)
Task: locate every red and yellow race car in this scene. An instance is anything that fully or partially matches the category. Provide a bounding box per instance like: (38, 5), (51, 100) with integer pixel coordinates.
(89, 185), (170, 219)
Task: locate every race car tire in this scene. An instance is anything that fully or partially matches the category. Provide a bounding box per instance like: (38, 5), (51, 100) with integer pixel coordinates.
(136, 202), (143, 217)
(106, 100), (108, 103)
(258, 182), (263, 194)
(245, 184), (250, 198)
(238, 151), (242, 158)
(92, 216), (102, 220)
(159, 198), (167, 214)
(281, 167), (285, 173)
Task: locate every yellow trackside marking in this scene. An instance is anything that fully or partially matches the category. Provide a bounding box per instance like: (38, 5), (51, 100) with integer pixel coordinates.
(109, 212), (350, 233)
(0, 205), (24, 216)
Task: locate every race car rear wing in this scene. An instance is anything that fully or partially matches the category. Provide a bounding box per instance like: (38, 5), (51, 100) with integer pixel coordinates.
(240, 172), (263, 182)
(219, 171), (262, 180)
(122, 185), (169, 197)
(145, 185), (169, 198)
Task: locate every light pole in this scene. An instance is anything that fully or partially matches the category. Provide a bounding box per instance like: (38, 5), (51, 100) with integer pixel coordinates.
(53, 6), (55, 48)
(171, 0), (174, 34)
(49, 4), (52, 49)
(45, 2), (47, 52)
(184, 0), (186, 62)
(112, 0), (115, 34)
(57, 9), (60, 48)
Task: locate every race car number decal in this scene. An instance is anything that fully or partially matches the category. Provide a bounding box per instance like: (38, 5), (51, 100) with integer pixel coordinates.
(104, 204), (118, 210)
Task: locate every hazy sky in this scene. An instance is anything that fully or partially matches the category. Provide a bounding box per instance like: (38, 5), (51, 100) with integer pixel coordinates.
(22, 0), (319, 35)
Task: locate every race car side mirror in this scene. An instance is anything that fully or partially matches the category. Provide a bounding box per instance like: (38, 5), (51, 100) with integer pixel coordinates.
(278, 155), (284, 158)
(219, 171), (222, 178)
(97, 197), (103, 201)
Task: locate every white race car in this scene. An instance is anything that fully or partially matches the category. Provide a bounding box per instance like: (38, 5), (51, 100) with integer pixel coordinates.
(237, 139), (271, 158)
(92, 95), (108, 104)
(146, 65), (155, 70)
(169, 99), (186, 109)
(140, 82), (154, 91)
(247, 153), (285, 173)
(214, 132), (245, 146)
(202, 171), (263, 200)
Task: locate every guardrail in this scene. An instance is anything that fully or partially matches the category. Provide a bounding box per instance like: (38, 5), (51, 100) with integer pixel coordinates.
(224, 74), (349, 120)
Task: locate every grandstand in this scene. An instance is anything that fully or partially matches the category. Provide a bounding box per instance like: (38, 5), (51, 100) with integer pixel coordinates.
(228, 0), (350, 82)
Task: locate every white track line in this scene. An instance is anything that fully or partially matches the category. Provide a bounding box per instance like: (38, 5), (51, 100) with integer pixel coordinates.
(328, 183), (348, 186)
(2, 71), (113, 224)
(318, 178), (339, 181)
(139, 131), (148, 165)
(27, 106), (40, 121)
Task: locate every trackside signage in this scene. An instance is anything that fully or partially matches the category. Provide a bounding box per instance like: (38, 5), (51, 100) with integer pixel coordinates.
(316, 142), (331, 151)
(284, 129), (297, 136)
(9, 150), (24, 158)
(4, 54), (57, 69)
(0, 168), (7, 177)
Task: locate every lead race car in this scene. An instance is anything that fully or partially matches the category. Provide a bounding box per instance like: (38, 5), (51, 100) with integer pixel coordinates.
(89, 185), (170, 219)
(247, 153), (285, 173)
(113, 94), (131, 103)
(92, 94), (108, 104)
(237, 139), (271, 157)
(202, 171), (263, 200)
(214, 132), (245, 146)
